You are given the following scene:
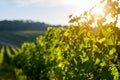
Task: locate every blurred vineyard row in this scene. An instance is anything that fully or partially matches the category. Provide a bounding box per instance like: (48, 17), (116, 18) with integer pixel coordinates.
(0, 45), (26, 80)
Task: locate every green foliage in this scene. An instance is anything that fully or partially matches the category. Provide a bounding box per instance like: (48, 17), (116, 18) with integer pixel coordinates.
(12, 0), (120, 80)
(13, 43), (48, 80)
(0, 46), (4, 64)
(13, 25), (120, 80)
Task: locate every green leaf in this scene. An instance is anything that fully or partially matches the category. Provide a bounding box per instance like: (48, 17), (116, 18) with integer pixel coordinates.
(0, 46), (4, 64)
(109, 66), (119, 80)
(98, 38), (106, 43)
(95, 58), (100, 64)
(109, 48), (116, 55)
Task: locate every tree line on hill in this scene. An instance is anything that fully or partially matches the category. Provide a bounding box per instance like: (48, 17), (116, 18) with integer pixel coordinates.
(0, 20), (64, 31)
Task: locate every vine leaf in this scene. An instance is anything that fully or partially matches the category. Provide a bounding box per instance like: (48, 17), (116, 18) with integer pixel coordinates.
(109, 48), (116, 55)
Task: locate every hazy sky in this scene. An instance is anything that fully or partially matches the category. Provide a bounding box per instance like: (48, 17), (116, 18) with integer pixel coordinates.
(0, 0), (99, 25)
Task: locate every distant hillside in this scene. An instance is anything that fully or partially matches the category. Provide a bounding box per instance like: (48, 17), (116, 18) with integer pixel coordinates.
(0, 20), (62, 31)
(0, 20), (66, 47)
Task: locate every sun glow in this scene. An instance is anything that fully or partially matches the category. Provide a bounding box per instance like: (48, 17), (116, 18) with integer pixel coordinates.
(89, 0), (107, 19)
(68, 0), (102, 15)
(74, 0), (120, 27)
(91, 6), (104, 19)
(106, 14), (116, 23)
(12, 0), (120, 26)
(68, 0), (106, 18)
(117, 15), (120, 27)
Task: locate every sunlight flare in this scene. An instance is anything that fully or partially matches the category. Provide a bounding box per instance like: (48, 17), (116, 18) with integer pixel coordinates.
(71, 0), (102, 15)
(91, 6), (104, 19)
